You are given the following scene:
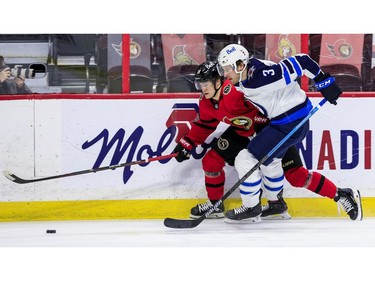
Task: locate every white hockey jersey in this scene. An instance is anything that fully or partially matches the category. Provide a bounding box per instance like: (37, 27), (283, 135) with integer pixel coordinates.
(237, 54), (321, 122)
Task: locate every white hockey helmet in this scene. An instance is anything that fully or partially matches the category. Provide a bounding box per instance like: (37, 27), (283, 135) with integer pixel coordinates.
(217, 44), (249, 75)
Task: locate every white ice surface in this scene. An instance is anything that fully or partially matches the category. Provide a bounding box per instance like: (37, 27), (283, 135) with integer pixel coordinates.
(0, 218), (374, 247)
(1, 218), (374, 281)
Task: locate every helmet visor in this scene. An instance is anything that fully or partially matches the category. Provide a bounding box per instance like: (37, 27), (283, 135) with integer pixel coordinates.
(194, 80), (212, 91)
(217, 63), (235, 76)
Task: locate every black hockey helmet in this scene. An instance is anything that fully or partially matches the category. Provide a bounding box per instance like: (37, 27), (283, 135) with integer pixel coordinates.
(194, 60), (223, 90)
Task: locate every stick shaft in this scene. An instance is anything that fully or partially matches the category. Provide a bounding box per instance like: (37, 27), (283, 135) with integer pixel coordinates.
(4, 153), (177, 184)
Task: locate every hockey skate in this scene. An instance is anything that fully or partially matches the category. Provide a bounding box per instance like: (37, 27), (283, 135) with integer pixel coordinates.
(334, 188), (363, 221)
(190, 200), (224, 219)
(261, 190), (291, 220)
(224, 202), (262, 224)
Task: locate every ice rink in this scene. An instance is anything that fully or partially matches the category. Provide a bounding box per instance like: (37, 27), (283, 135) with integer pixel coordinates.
(1, 218), (374, 281)
(1, 218), (374, 247)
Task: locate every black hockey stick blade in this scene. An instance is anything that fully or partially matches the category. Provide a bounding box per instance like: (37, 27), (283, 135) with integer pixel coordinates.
(164, 216), (205, 229)
(3, 170), (33, 184)
(3, 153), (178, 184)
(164, 199), (224, 229)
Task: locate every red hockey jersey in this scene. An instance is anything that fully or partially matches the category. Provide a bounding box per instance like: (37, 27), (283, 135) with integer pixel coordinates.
(187, 80), (267, 145)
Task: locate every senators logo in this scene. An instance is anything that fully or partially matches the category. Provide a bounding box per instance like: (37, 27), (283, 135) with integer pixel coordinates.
(325, 39), (353, 59)
(229, 116), (252, 130)
(172, 45), (198, 65)
(275, 35), (297, 59)
(217, 137), (229, 150)
(223, 84), (231, 95)
(130, 38), (141, 59)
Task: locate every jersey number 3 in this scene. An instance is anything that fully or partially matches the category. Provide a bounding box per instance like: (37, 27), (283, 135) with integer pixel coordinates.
(262, 69), (275, 76)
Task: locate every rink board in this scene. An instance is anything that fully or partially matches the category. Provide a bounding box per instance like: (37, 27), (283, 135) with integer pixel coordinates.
(0, 94), (374, 221)
(0, 197), (374, 221)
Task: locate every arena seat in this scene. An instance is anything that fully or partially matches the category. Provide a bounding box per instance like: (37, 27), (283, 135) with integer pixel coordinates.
(318, 34), (364, 92)
(309, 34), (322, 63)
(320, 64), (362, 91)
(161, 34), (206, 92)
(107, 65), (153, 94)
(130, 65), (153, 93)
(361, 34), (373, 91)
(129, 34), (153, 93)
(108, 65), (122, 93)
(253, 34), (266, 59)
(166, 64), (200, 93)
(205, 34), (240, 60)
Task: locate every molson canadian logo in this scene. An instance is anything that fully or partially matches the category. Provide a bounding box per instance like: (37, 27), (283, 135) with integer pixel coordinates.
(81, 103), (372, 184)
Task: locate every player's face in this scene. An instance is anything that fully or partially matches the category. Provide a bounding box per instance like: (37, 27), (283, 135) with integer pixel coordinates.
(198, 81), (216, 99)
(222, 65), (241, 85)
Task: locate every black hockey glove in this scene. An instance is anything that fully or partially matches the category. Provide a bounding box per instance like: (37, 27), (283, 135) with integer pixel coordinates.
(173, 136), (195, 162)
(313, 72), (343, 105)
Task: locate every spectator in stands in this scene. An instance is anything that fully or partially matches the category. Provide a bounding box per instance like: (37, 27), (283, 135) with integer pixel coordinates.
(0, 56), (32, 94)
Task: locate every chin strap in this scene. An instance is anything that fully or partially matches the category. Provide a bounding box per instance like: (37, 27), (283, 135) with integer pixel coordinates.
(212, 79), (223, 100)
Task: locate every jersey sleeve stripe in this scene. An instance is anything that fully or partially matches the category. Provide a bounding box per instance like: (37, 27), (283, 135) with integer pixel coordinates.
(280, 62), (291, 85)
(288, 57), (303, 77)
(281, 59), (295, 74)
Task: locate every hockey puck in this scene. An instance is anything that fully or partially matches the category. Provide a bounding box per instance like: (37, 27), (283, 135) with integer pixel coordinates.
(46, 230), (56, 234)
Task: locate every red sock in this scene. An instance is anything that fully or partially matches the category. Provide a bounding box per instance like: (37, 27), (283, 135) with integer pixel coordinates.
(285, 167), (337, 199)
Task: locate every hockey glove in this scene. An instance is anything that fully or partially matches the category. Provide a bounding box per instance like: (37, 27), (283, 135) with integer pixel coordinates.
(173, 136), (195, 162)
(313, 72), (343, 105)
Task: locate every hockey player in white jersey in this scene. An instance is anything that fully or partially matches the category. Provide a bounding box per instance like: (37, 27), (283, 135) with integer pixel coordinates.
(216, 43), (362, 223)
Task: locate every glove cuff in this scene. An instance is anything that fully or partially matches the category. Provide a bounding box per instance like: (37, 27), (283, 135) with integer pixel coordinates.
(315, 76), (336, 91)
(180, 136), (195, 150)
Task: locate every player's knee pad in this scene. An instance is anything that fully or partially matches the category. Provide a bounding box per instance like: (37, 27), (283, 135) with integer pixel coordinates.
(284, 166), (309, 188)
(260, 158), (283, 178)
(235, 149), (260, 179)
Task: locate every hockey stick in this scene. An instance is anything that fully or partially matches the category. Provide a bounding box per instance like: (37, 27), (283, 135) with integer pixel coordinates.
(3, 153), (178, 184)
(164, 98), (328, 229)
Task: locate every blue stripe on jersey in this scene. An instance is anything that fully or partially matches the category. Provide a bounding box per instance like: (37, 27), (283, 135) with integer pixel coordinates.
(270, 99), (313, 125)
(281, 63), (291, 85)
(288, 57), (302, 77)
(282, 59), (294, 74)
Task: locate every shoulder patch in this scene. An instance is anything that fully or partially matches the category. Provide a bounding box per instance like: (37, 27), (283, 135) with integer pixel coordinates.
(223, 84), (231, 95)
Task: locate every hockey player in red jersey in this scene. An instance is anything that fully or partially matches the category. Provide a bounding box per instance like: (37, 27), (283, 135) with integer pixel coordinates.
(173, 60), (362, 221)
(173, 60), (266, 219)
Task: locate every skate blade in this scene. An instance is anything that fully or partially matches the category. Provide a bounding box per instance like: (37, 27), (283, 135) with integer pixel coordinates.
(353, 190), (363, 221)
(261, 212), (292, 220)
(190, 213), (224, 219)
(224, 215), (262, 224)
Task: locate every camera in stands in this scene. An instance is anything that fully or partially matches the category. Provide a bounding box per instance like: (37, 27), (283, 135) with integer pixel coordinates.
(1, 64), (47, 79)
(9, 65), (35, 79)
